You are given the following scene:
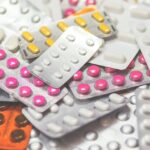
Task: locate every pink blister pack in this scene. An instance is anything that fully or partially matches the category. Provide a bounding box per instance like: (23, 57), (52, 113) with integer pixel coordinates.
(0, 48), (68, 112)
(68, 53), (150, 100)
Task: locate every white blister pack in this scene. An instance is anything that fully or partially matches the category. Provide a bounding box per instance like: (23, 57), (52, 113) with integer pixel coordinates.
(0, 48), (68, 112)
(132, 21), (150, 69)
(0, 0), (52, 31)
(27, 26), (103, 88)
(136, 88), (150, 150)
(23, 92), (128, 138)
(90, 0), (150, 70)
(69, 53), (150, 100)
(20, 10), (116, 59)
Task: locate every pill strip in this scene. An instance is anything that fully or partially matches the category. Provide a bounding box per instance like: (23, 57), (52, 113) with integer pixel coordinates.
(92, 0), (150, 70)
(136, 89), (150, 150)
(22, 92), (128, 138)
(20, 10), (116, 59)
(27, 26), (103, 88)
(69, 54), (150, 100)
(0, 48), (68, 112)
(131, 21), (150, 69)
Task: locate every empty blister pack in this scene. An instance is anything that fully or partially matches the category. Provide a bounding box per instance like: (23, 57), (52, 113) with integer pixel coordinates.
(0, 103), (32, 150)
(90, 0), (148, 70)
(23, 92), (128, 138)
(69, 53), (150, 100)
(0, 48), (68, 112)
(28, 26), (103, 88)
(136, 88), (150, 150)
(20, 10), (116, 59)
(131, 21), (150, 69)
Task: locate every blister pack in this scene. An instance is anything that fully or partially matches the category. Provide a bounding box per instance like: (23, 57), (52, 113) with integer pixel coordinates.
(136, 88), (150, 150)
(0, 103), (32, 150)
(20, 10), (116, 59)
(89, 0), (150, 70)
(0, 48), (68, 112)
(0, 0), (52, 32)
(131, 21), (150, 69)
(23, 92), (128, 138)
(27, 26), (103, 88)
(69, 53), (150, 100)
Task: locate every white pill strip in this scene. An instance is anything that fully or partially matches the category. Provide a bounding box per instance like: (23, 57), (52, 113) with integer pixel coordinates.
(22, 92), (128, 138)
(28, 26), (103, 88)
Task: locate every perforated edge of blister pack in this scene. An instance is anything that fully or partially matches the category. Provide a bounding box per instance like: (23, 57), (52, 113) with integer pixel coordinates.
(20, 10), (116, 59)
(27, 26), (103, 88)
(0, 48), (68, 112)
(22, 92), (128, 138)
(136, 88), (150, 150)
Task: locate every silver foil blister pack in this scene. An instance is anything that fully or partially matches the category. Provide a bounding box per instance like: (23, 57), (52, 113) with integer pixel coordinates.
(23, 92), (128, 138)
(20, 10), (116, 59)
(27, 26), (103, 88)
(0, 48), (68, 112)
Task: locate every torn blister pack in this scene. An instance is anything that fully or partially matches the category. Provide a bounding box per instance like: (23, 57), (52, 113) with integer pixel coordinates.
(23, 92), (128, 139)
(69, 53), (150, 100)
(0, 0), (52, 31)
(20, 10), (116, 60)
(131, 20), (150, 70)
(27, 26), (103, 88)
(27, 90), (139, 150)
(136, 88), (150, 150)
(90, 0), (149, 70)
(0, 48), (68, 112)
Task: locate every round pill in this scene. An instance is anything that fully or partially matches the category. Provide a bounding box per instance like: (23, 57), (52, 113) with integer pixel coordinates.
(112, 75), (125, 86)
(19, 86), (32, 97)
(33, 95), (46, 107)
(104, 67), (116, 73)
(7, 58), (20, 69)
(138, 54), (147, 65)
(129, 71), (143, 82)
(73, 71), (83, 81)
(94, 79), (108, 90)
(0, 103), (9, 111)
(87, 65), (101, 77)
(15, 114), (29, 127)
(0, 113), (4, 125)
(64, 8), (75, 17)
(147, 70), (150, 76)
(85, 0), (96, 5)
(0, 49), (6, 60)
(11, 129), (25, 142)
(5, 77), (18, 88)
(47, 86), (61, 96)
(0, 69), (5, 79)
(69, 0), (79, 6)
(127, 60), (135, 69)
(33, 77), (45, 87)
(20, 66), (32, 78)
(77, 84), (90, 94)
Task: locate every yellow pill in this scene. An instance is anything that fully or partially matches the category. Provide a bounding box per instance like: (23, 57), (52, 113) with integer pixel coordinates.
(22, 31), (34, 42)
(99, 23), (111, 34)
(57, 22), (69, 32)
(40, 26), (51, 37)
(75, 17), (87, 27)
(84, 28), (90, 33)
(27, 43), (40, 54)
(92, 11), (104, 22)
(45, 38), (54, 46)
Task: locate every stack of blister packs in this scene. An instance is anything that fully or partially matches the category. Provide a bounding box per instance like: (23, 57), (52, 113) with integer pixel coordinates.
(0, 0), (150, 150)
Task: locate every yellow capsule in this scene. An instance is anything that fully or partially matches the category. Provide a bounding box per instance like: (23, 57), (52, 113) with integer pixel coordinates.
(75, 17), (87, 27)
(92, 11), (104, 22)
(45, 38), (54, 47)
(22, 31), (34, 42)
(27, 43), (40, 54)
(57, 22), (69, 32)
(40, 26), (51, 37)
(99, 23), (111, 34)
